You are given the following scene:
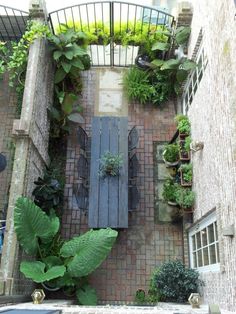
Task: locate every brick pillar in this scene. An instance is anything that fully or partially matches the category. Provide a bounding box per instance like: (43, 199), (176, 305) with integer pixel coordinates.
(0, 0), (53, 295)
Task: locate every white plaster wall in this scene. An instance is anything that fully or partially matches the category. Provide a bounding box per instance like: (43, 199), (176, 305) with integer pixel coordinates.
(186, 0), (236, 310)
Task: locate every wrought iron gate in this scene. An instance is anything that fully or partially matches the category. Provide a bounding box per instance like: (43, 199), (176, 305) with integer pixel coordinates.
(0, 5), (29, 41)
(48, 1), (174, 67)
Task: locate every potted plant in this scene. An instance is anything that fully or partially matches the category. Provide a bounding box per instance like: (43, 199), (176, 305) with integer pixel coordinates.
(179, 163), (192, 187)
(176, 187), (195, 212)
(99, 151), (123, 177)
(162, 178), (179, 206)
(175, 115), (191, 139)
(14, 197), (118, 305)
(162, 143), (179, 166)
(179, 135), (191, 161)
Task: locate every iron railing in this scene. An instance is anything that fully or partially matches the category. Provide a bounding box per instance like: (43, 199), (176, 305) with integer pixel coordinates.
(48, 1), (175, 67)
(0, 5), (29, 42)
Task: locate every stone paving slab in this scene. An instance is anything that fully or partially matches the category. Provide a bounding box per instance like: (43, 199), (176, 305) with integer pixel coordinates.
(1, 301), (235, 314)
(0, 301), (210, 314)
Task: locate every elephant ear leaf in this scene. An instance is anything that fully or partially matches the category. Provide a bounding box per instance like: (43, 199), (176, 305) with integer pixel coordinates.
(14, 197), (59, 255)
(76, 284), (97, 305)
(20, 261), (66, 283)
(60, 228), (118, 277)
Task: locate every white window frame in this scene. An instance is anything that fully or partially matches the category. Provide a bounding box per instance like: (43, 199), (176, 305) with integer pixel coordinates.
(182, 43), (208, 114)
(189, 212), (220, 273)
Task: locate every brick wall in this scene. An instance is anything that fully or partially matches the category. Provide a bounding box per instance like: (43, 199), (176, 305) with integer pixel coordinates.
(186, 0), (236, 311)
(0, 75), (17, 222)
(0, 37), (54, 295)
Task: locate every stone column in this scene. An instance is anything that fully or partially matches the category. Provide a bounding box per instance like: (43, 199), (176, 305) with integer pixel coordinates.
(0, 0), (53, 295)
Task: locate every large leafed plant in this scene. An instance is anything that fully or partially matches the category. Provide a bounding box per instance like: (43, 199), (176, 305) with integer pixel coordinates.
(14, 197), (118, 305)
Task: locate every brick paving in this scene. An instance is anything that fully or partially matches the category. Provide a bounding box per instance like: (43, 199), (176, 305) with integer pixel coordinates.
(62, 69), (183, 303)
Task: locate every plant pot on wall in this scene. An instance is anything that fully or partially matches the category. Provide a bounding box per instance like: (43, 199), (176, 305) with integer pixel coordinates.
(180, 170), (192, 187)
(179, 140), (190, 161)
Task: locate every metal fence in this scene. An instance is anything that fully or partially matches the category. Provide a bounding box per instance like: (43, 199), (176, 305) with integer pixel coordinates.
(0, 5), (29, 41)
(48, 1), (175, 67)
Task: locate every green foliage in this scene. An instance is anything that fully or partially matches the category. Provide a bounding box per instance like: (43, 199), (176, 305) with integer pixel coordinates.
(176, 187), (195, 209)
(14, 197), (59, 255)
(0, 22), (50, 115)
(162, 178), (179, 203)
(76, 284), (98, 305)
(135, 289), (146, 304)
(99, 151), (123, 177)
(175, 115), (191, 135)
(179, 163), (192, 183)
(14, 197), (118, 305)
(20, 261), (66, 283)
(48, 26), (91, 137)
(56, 21), (168, 56)
(123, 66), (174, 105)
(163, 144), (179, 163)
(184, 136), (191, 152)
(151, 260), (203, 302)
(32, 167), (64, 213)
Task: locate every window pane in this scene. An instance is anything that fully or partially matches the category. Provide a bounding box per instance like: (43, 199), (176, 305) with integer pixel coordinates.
(197, 250), (203, 267)
(201, 228), (207, 246)
(214, 222), (218, 240)
(209, 244), (216, 264)
(196, 232), (201, 249)
(193, 252), (197, 267)
(192, 235), (196, 250)
(208, 224), (215, 243)
(216, 243), (220, 262)
(203, 247), (209, 266)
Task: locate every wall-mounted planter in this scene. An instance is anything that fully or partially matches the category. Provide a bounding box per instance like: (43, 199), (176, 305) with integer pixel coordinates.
(180, 169), (192, 187)
(179, 140), (190, 161)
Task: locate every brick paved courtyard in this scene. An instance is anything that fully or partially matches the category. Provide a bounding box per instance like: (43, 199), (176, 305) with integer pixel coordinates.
(61, 69), (184, 303)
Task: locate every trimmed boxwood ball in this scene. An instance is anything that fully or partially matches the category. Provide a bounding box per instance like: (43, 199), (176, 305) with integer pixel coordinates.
(152, 260), (203, 303)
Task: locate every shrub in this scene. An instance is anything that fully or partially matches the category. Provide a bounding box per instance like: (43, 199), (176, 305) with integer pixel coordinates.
(163, 143), (179, 163)
(179, 163), (193, 182)
(184, 136), (191, 152)
(175, 115), (191, 135)
(176, 187), (195, 209)
(152, 260), (203, 302)
(162, 178), (179, 203)
(123, 67), (156, 105)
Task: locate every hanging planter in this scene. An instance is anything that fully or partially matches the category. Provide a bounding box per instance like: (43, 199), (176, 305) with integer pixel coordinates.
(179, 163), (193, 187)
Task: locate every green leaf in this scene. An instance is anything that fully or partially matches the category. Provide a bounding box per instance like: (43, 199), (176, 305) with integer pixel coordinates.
(56, 272), (76, 288)
(62, 93), (77, 114)
(175, 26), (191, 45)
(14, 197), (59, 255)
(60, 228), (118, 277)
(61, 61), (72, 73)
(48, 107), (61, 121)
(176, 69), (188, 83)
(40, 209), (60, 243)
(181, 59), (197, 71)
(55, 67), (67, 84)
(64, 50), (74, 60)
(53, 50), (62, 61)
(76, 284), (97, 305)
(43, 256), (63, 268)
(67, 112), (85, 124)
(151, 59), (164, 67)
(72, 45), (87, 57)
(161, 59), (180, 70)
(57, 91), (65, 104)
(20, 261), (65, 283)
(152, 42), (170, 51)
(71, 58), (84, 70)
